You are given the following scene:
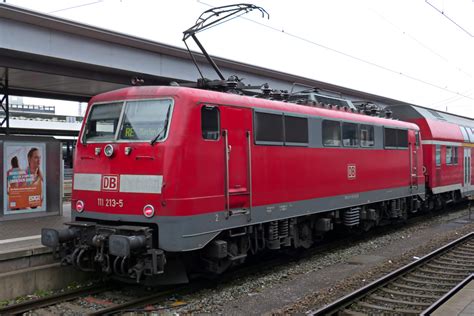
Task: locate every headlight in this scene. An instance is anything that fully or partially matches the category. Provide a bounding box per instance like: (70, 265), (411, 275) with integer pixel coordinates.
(104, 144), (114, 157)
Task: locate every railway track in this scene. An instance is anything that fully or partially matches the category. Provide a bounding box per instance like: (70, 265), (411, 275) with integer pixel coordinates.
(0, 283), (110, 315)
(1, 207), (471, 315)
(0, 252), (290, 315)
(0, 281), (189, 315)
(309, 232), (474, 315)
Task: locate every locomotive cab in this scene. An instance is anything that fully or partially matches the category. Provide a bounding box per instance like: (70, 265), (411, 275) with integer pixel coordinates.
(42, 90), (183, 283)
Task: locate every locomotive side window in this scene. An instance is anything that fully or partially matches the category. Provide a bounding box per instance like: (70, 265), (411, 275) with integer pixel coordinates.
(119, 99), (173, 141)
(397, 130), (408, 148)
(360, 125), (375, 147)
(384, 128), (398, 148)
(384, 128), (408, 149)
(284, 115), (308, 145)
(436, 145), (441, 166)
(322, 120), (341, 147)
(201, 106), (220, 140)
(255, 112), (284, 144)
(83, 102), (123, 142)
(342, 123), (359, 147)
(453, 147), (459, 164)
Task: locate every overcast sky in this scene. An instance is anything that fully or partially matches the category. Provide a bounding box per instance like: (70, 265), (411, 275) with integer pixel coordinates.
(7, 0), (474, 117)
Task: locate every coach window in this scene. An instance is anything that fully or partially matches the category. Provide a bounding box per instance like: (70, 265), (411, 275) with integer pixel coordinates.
(436, 145), (441, 166)
(460, 127), (470, 142)
(201, 106), (220, 140)
(360, 125), (375, 147)
(452, 147), (458, 164)
(447, 146), (459, 165)
(467, 128), (474, 143)
(255, 112), (284, 144)
(446, 146), (453, 164)
(342, 123), (359, 147)
(284, 115), (308, 145)
(322, 120), (341, 147)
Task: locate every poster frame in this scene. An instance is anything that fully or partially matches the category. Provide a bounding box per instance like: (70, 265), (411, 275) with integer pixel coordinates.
(3, 141), (47, 215)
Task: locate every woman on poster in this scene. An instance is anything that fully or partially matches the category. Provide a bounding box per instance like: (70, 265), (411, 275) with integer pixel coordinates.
(25, 147), (44, 208)
(26, 147), (44, 185)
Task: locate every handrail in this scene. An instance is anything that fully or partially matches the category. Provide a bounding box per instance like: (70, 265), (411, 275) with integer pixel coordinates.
(223, 129), (230, 217)
(247, 130), (252, 222)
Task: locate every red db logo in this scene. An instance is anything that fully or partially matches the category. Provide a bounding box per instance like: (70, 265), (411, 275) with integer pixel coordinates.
(102, 175), (119, 191)
(347, 164), (356, 180)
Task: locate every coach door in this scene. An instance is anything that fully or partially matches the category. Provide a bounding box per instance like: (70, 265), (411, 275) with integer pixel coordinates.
(464, 148), (472, 194)
(220, 106), (252, 220)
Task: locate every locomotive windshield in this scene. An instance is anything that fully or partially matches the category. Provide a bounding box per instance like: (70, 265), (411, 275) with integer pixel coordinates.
(83, 99), (173, 143)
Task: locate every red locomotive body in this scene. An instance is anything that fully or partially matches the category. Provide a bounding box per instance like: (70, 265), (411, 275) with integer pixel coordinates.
(389, 105), (474, 207)
(42, 86), (429, 283)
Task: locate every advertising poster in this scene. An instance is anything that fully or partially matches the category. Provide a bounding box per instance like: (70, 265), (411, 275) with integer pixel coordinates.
(3, 142), (47, 214)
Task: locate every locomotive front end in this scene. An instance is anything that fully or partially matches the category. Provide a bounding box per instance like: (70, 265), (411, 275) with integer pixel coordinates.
(42, 93), (177, 283)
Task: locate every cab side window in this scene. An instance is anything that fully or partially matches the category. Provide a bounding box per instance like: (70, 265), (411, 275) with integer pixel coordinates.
(201, 106), (220, 140)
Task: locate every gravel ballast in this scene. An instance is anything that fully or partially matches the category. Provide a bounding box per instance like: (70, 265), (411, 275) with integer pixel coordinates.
(164, 208), (474, 315)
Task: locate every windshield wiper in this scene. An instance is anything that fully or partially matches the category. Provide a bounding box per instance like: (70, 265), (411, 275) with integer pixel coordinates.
(150, 105), (172, 145)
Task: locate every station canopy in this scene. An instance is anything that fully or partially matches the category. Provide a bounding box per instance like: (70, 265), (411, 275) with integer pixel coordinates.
(0, 3), (409, 105)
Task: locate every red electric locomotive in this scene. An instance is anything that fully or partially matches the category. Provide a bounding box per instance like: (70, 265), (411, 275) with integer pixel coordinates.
(41, 3), (462, 284)
(42, 85), (427, 283)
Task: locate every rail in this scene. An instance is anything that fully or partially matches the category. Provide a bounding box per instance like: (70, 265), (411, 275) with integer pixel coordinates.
(421, 273), (474, 315)
(0, 283), (110, 315)
(308, 232), (474, 315)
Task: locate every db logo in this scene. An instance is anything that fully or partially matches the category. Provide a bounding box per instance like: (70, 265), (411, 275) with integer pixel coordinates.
(102, 175), (119, 191)
(347, 164), (356, 180)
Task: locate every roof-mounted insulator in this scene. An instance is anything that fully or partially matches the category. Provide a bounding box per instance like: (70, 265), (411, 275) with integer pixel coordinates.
(261, 83), (272, 96)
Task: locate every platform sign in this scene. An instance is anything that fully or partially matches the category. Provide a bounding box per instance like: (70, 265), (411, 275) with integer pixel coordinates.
(3, 142), (47, 214)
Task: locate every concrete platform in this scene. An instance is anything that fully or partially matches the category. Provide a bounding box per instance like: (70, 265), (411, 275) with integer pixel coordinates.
(0, 202), (71, 252)
(428, 276), (474, 316)
(0, 202), (97, 301)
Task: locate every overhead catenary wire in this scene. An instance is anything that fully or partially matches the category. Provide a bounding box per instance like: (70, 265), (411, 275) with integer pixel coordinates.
(48, 0), (104, 14)
(369, 8), (473, 80)
(430, 89), (474, 107)
(196, 1), (474, 103)
(425, 0), (473, 38)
